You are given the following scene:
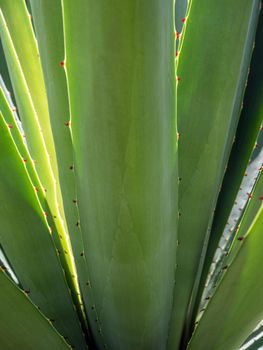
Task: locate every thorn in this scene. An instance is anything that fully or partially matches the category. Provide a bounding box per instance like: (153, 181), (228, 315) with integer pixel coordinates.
(34, 187), (39, 193)
(177, 132), (180, 140)
(44, 212), (48, 217)
(176, 31), (181, 39)
(80, 252), (84, 257)
(237, 236), (244, 241)
(24, 289), (30, 295)
(176, 76), (181, 82)
(76, 221), (80, 227)
(259, 196), (263, 201)
(72, 199), (77, 204)
(69, 165), (74, 170)
(176, 50), (179, 57)
(182, 17), (187, 23)
(7, 124), (13, 129)
(65, 121), (71, 127)
(23, 159), (27, 163)
(60, 60), (65, 67)
(222, 265), (228, 270)
(12, 107), (17, 112)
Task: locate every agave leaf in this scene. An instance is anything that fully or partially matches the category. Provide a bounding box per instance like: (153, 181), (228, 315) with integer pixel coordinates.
(187, 203), (263, 350)
(192, 9), (263, 327)
(175, 0), (189, 33)
(241, 323), (263, 350)
(0, 40), (13, 100)
(0, 270), (70, 350)
(226, 163), (263, 264)
(196, 142), (263, 320)
(28, 0), (99, 345)
(0, 109), (87, 348)
(167, 0), (261, 348)
(62, 0), (177, 348)
(0, 0), (60, 184)
(0, 8), (80, 299)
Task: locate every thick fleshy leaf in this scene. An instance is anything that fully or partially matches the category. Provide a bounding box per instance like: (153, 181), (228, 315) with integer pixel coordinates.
(167, 0), (261, 348)
(0, 271), (70, 350)
(0, 109), (87, 348)
(62, 1), (177, 348)
(192, 10), (263, 326)
(28, 2), (95, 343)
(188, 204), (263, 350)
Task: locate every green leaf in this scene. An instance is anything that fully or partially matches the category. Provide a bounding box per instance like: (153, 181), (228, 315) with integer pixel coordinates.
(62, 0), (177, 348)
(192, 9), (263, 327)
(28, 2), (95, 343)
(0, 109), (87, 348)
(0, 6), (80, 301)
(167, 0), (261, 348)
(187, 204), (263, 350)
(0, 271), (70, 350)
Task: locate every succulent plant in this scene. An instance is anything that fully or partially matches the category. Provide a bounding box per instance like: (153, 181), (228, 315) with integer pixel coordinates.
(0, 0), (262, 349)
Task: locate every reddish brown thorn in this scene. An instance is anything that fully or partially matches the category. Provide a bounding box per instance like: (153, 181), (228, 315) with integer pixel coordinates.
(259, 196), (263, 201)
(247, 193), (252, 199)
(7, 124), (13, 129)
(44, 212), (48, 217)
(176, 51), (179, 57)
(177, 132), (180, 140)
(23, 159), (27, 163)
(60, 60), (65, 67)
(182, 17), (187, 23)
(176, 31), (181, 39)
(12, 107), (17, 112)
(34, 187), (39, 193)
(176, 76), (181, 82)
(65, 121), (71, 127)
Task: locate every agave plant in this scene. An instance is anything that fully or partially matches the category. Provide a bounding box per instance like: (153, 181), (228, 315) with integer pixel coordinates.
(0, 0), (262, 349)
